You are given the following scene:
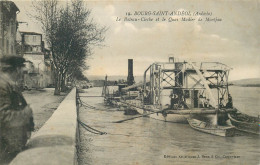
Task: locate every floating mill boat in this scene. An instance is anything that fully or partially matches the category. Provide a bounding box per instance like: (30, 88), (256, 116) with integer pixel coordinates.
(103, 57), (244, 137)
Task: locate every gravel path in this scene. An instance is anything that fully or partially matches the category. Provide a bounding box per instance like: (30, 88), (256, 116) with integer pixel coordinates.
(23, 88), (67, 135)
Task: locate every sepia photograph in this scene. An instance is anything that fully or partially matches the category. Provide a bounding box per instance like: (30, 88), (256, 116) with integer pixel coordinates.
(0, 0), (259, 164)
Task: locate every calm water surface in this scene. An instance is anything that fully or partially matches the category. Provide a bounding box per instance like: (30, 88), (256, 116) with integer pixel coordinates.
(77, 87), (260, 165)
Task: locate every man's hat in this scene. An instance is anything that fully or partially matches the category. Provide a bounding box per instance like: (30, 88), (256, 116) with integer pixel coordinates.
(0, 56), (25, 71)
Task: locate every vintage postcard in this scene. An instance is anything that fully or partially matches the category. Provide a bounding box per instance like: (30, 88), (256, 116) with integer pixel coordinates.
(0, 0), (259, 165)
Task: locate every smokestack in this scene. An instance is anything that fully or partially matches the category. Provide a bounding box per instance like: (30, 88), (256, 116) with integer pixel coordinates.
(169, 57), (174, 63)
(127, 59), (134, 86)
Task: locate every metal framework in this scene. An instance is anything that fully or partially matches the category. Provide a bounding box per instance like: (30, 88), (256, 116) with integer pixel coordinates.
(143, 59), (232, 110)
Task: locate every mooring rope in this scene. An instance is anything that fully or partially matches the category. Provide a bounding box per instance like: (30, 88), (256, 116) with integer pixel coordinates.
(81, 101), (97, 109)
(76, 92), (167, 137)
(76, 92), (83, 107)
(77, 95), (108, 110)
(78, 121), (101, 135)
(77, 119), (107, 135)
(76, 94), (107, 135)
(77, 94), (95, 109)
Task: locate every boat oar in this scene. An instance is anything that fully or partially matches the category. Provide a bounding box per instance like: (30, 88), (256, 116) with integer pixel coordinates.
(113, 109), (165, 123)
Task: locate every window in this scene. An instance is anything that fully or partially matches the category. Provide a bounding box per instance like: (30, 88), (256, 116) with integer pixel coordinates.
(10, 19), (15, 34)
(184, 90), (190, 98)
(37, 46), (41, 52)
(12, 23), (16, 34)
(3, 39), (5, 54)
(25, 46), (32, 52)
(6, 40), (9, 54)
(33, 36), (36, 42)
(24, 36), (29, 43)
(0, 39), (2, 51)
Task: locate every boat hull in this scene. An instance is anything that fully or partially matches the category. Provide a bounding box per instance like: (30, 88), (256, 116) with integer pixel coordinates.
(187, 118), (235, 137)
(228, 113), (260, 135)
(120, 101), (234, 125)
(134, 106), (188, 124)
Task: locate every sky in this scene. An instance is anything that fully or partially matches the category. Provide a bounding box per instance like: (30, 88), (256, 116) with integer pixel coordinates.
(13, 0), (260, 80)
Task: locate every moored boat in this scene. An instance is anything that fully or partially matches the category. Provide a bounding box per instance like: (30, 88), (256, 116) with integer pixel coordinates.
(104, 58), (238, 129)
(134, 105), (189, 124)
(228, 112), (260, 135)
(187, 118), (236, 137)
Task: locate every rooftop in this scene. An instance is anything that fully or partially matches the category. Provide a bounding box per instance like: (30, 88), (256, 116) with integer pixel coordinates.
(20, 31), (42, 36)
(0, 1), (19, 12)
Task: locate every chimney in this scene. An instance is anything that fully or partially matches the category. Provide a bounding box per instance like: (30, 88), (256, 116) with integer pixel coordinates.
(127, 59), (134, 86)
(169, 57), (174, 63)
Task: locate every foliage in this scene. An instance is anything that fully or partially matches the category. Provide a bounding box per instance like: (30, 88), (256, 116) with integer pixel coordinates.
(30, 0), (106, 95)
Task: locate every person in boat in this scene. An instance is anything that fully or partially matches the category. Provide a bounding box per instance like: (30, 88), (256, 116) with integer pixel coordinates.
(170, 94), (179, 109)
(199, 95), (206, 108)
(143, 86), (151, 104)
(174, 91), (187, 109)
(219, 98), (225, 109)
(0, 56), (34, 160)
(204, 99), (210, 108)
(226, 94), (233, 108)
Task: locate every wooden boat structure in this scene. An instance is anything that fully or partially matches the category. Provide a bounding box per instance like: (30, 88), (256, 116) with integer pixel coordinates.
(228, 112), (260, 135)
(187, 118), (235, 137)
(102, 57), (255, 137)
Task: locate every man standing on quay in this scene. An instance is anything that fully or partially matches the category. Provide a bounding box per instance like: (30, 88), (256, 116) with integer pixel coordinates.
(0, 56), (34, 162)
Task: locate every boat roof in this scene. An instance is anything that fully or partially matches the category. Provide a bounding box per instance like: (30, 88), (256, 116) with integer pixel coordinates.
(122, 81), (150, 91)
(152, 61), (232, 71)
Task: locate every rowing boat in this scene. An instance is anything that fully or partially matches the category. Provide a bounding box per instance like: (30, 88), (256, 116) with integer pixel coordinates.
(228, 112), (260, 135)
(187, 118), (235, 137)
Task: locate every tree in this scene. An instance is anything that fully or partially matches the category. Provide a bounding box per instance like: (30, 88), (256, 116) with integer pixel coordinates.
(30, 0), (106, 95)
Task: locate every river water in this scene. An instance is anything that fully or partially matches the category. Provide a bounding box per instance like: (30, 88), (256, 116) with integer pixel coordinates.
(77, 86), (259, 165)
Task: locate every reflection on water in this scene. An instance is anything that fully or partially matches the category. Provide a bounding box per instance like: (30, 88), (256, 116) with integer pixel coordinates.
(78, 87), (260, 165)
(229, 86), (260, 116)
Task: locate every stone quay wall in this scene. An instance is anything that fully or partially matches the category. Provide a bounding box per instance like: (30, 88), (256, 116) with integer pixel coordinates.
(10, 88), (78, 165)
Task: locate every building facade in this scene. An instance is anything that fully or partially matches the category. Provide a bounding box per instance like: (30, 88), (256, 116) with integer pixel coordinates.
(0, 1), (19, 57)
(0, 1), (25, 89)
(19, 32), (54, 89)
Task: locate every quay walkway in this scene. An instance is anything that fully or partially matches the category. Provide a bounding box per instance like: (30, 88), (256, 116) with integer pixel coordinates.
(10, 88), (78, 165)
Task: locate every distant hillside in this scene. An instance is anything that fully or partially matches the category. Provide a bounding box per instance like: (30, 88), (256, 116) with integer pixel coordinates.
(88, 76), (260, 87)
(231, 78), (260, 87)
(87, 75), (145, 87)
(87, 75), (144, 83)
(87, 75), (126, 81)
